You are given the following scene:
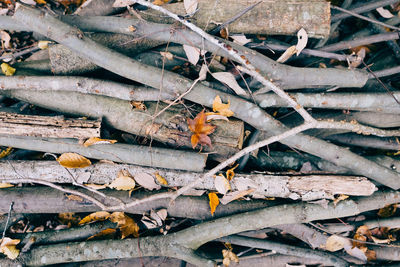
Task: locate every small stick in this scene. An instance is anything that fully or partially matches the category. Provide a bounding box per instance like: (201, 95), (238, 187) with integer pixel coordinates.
(1, 202), (14, 242)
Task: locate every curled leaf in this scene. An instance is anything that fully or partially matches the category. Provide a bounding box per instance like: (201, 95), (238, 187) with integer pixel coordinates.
(187, 110), (216, 149)
(79, 211), (111, 225)
(87, 228), (117, 241)
(83, 137), (117, 147)
(295, 28), (308, 56)
(226, 164), (238, 181)
(155, 172), (168, 186)
(208, 192), (220, 216)
(57, 153), (91, 168)
(110, 212), (139, 239)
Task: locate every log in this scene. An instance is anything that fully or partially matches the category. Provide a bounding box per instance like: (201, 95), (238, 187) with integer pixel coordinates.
(0, 161), (377, 200)
(0, 112), (100, 139)
(1, 90), (244, 162)
(139, 0), (331, 38)
(0, 135), (207, 172)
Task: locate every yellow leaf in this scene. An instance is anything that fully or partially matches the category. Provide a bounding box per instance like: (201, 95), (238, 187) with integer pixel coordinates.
(208, 192), (220, 216)
(226, 164), (238, 181)
(0, 147), (12, 159)
(110, 212), (139, 239)
(57, 152), (91, 168)
(0, 237), (20, 259)
(108, 170), (136, 191)
(213, 95), (234, 117)
(1, 63), (15, 76)
(87, 228), (117, 240)
(153, 0), (168, 5)
(84, 183), (108, 190)
(333, 194), (349, 206)
(83, 137), (117, 147)
(35, 0), (46, 4)
(79, 211), (111, 225)
(155, 172), (168, 186)
(37, 40), (51, 49)
(0, 183), (13, 189)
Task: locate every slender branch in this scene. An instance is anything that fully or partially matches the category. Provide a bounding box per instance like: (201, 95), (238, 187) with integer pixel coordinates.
(0, 202), (13, 242)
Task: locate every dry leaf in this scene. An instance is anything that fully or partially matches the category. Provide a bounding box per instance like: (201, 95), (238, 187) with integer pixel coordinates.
(108, 170), (136, 191)
(344, 245), (367, 262)
(187, 110), (216, 149)
(87, 228), (117, 240)
(110, 212), (139, 239)
(206, 114), (229, 122)
(65, 194), (84, 202)
(349, 47), (366, 68)
(231, 34), (252, 45)
(160, 51), (174, 60)
(295, 28), (308, 56)
(35, 0), (46, 4)
(0, 237), (20, 259)
(1, 63), (15, 76)
(84, 183), (108, 190)
(0, 30), (10, 49)
(130, 101), (146, 110)
(37, 40), (51, 49)
(0, 183), (13, 188)
(57, 152), (91, 168)
(371, 236), (391, 244)
(58, 212), (80, 226)
(183, 45), (200, 65)
(376, 7), (394, 18)
(155, 172), (168, 186)
(378, 204), (397, 217)
(333, 194), (349, 206)
(220, 27), (229, 39)
(325, 234), (350, 252)
(226, 164), (238, 181)
(134, 172), (161, 190)
(208, 192), (220, 216)
(212, 95), (234, 117)
(220, 188), (255, 205)
(222, 248), (239, 266)
(83, 137), (117, 147)
(198, 63), (208, 80)
(153, 0), (168, 5)
(79, 211), (111, 225)
(215, 174), (231, 195)
(276, 45), (297, 63)
(211, 72), (247, 95)
(184, 0), (197, 14)
(0, 147), (12, 159)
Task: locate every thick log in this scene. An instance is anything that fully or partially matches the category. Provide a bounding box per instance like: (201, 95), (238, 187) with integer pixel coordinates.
(0, 112), (100, 139)
(1, 90), (243, 161)
(0, 161), (377, 200)
(139, 0), (331, 38)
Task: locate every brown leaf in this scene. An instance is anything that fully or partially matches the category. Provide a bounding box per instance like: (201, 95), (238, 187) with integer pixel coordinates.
(130, 101), (146, 110)
(58, 212), (81, 226)
(79, 211), (111, 225)
(188, 110), (216, 149)
(212, 95), (234, 117)
(333, 194), (349, 206)
(110, 212), (139, 239)
(57, 152), (91, 168)
(208, 192), (220, 216)
(378, 204), (397, 218)
(108, 170), (136, 191)
(226, 164), (238, 181)
(83, 137), (117, 147)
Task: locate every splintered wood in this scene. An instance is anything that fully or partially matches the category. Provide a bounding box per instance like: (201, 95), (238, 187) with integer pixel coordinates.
(0, 112), (100, 139)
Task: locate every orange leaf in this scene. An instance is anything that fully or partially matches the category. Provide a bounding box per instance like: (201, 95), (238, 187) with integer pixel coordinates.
(57, 153), (91, 168)
(378, 204), (397, 218)
(213, 95), (234, 117)
(187, 110), (216, 149)
(87, 228), (117, 240)
(83, 137), (117, 147)
(208, 192), (220, 216)
(226, 164), (238, 181)
(110, 212), (139, 239)
(79, 211), (111, 225)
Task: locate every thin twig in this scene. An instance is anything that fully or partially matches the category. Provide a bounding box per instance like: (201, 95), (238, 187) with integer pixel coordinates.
(331, 5), (400, 31)
(1, 202), (13, 242)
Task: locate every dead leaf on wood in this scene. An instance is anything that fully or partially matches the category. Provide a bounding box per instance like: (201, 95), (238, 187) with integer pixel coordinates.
(134, 172), (161, 190)
(0, 147), (12, 159)
(378, 204), (397, 217)
(231, 34), (252, 45)
(220, 188), (255, 205)
(206, 114), (229, 122)
(108, 170), (136, 191)
(0, 237), (20, 259)
(83, 137), (117, 147)
(333, 194), (349, 206)
(187, 110), (216, 149)
(226, 164), (238, 181)
(212, 95), (234, 117)
(37, 40), (52, 50)
(84, 183), (108, 190)
(154, 172), (168, 186)
(295, 28), (308, 56)
(211, 72), (247, 95)
(376, 7), (394, 18)
(130, 101), (147, 110)
(0, 183), (14, 189)
(110, 212), (139, 239)
(325, 234), (350, 252)
(65, 194), (84, 202)
(181, 188), (206, 196)
(276, 45), (297, 63)
(198, 63), (208, 80)
(58, 212), (81, 226)
(57, 153), (91, 168)
(79, 211), (111, 225)
(160, 51), (174, 60)
(222, 248), (239, 266)
(214, 174), (231, 195)
(1, 63), (15, 76)
(208, 192), (220, 216)
(87, 228), (117, 241)
(142, 209), (167, 230)
(0, 30), (10, 49)
(183, 44), (200, 65)
(184, 0), (197, 14)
